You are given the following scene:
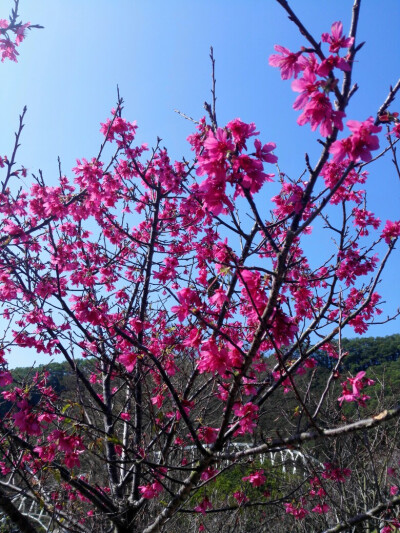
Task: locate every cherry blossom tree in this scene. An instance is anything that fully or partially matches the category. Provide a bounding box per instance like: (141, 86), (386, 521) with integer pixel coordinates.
(0, 0), (399, 532)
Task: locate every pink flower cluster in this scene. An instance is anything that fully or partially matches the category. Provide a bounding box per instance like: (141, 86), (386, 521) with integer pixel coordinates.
(189, 118), (276, 215)
(269, 21), (353, 137)
(352, 207), (381, 236)
(336, 247), (378, 287)
(330, 117), (382, 163)
(0, 19), (30, 62)
(242, 469), (266, 487)
(171, 287), (202, 322)
(321, 21), (354, 53)
(35, 430), (85, 469)
(284, 500), (308, 520)
(194, 496), (212, 515)
(100, 110), (137, 146)
(381, 220), (400, 244)
(232, 402), (259, 436)
(12, 399), (42, 436)
(270, 22), (388, 169)
(338, 371), (375, 406)
(321, 160), (367, 205)
(139, 481), (163, 499)
(322, 463), (351, 482)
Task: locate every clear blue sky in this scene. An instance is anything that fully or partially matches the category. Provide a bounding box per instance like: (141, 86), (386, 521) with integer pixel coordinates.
(1, 0), (399, 367)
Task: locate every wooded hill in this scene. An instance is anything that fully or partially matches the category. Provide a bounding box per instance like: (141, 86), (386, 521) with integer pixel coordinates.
(5, 333), (400, 420)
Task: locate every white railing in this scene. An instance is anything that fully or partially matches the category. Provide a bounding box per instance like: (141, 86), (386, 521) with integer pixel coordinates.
(154, 442), (323, 475)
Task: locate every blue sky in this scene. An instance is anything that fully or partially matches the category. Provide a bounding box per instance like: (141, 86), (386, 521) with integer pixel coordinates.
(1, 0), (399, 367)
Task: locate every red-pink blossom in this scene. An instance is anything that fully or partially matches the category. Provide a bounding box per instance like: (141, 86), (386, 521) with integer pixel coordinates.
(182, 327), (202, 348)
(317, 55), (350, 77)
(139, 481), (163, 499)
(227, 118), (258, 150)
(199, 426), (218, 444)
(100, 112), (137, 145)
(13, 400), (42, 436)
(330, 117), (382, 162)
(151, 393), (164, 409)
(242, 470), (266, 487)
(291, 69), (321, 111)
(209, 288), (228, 307)
(118, 350), (137, 373)
(203, 128), (234, 161)
(322, 463), (351, 482)
(297, 92), (345, 137)
(312, 503), (330, 514)
(194, 496), (212, 515)
(381, 220), (400, 244)
(390, 122), (400, 139)
(232, 154), (274, 196)
(352, 207), (381, 236)
(200, 467), (217, 481)
(254, 139), (278, 163)
(284, 502), (308, 519)
(269, 45), (304, 80)
(198, 338), (230, 375)
(233, 491), (249, 504)
(0, 370), (12, 387)
(233, 402), (259, 435)
(171, 288), (202, 322)
(321, 21), (354, 53)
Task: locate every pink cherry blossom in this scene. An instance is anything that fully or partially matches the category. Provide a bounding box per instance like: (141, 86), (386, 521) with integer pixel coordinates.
(381, 220), (400, 244)
(139, 481), (163, 499)
(291, 69), (321, 110)
(233, 491), (249, 504)
(284, 502), (308, 519)
(0, 370), (12, 387)
(254, 139), (278, 163)
(171, 287), (202, 322)
(199, 426), (218, 444)
(322, 463), (351, 482)
(297, 92), (345, 137)
(312, 503), (330, 514)
(321, 21), (354, 53)
(13, 400), (42, 436)
(209, 287), (228, 307)
(227, 118), (258, 150)
(242, 470), (266, 487)
(269, 45), (304, 80)
(390, 122), (400, 139)
(203, 128), (235, 161)
(194, 496), (212, 515)
(198, 338), (230, 375)
(330, 117), (382, 162)
(317, 54), (351, 77)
